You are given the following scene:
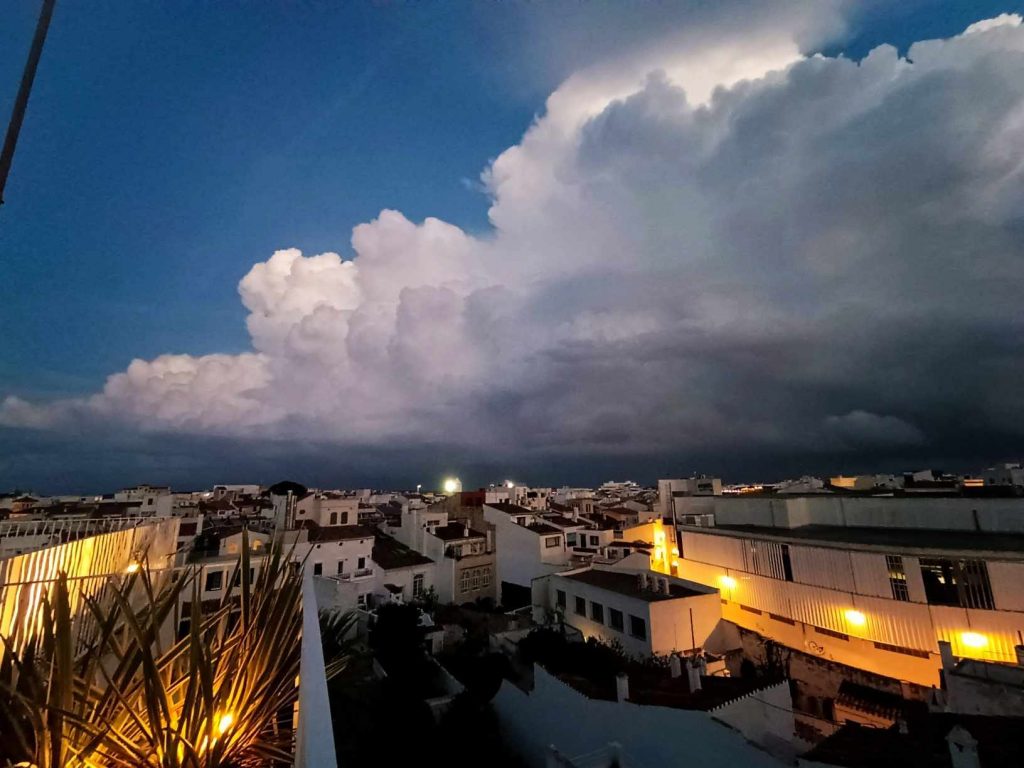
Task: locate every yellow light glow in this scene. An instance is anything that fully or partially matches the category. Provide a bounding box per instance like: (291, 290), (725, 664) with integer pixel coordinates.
(442, 478), (460, 494)
(961, 631), (988, 649)
(719, 575), (737, 590)
(844, 609), (866, 627)
(505, 480), (515, 488)
(125, 562), (140, 574)
(671, 547), (679, 557)
(217, 713), (234, 735)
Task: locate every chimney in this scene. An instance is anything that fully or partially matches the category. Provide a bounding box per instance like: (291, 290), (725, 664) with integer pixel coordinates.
(946, 725), (980, 768)
(463, 524), (469, 537)
(615, 673), (630, 703)
(939, 640), (955, 671)
(669, 653), (683, 679)
(685, 658), (702, 693)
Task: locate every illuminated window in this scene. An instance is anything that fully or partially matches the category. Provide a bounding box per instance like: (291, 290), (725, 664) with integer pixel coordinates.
(886, 555), (909, 601)
(556, 589), (566, 609)
(629, 615), (647, 640)
(610, 609), (624, 631)
(575, 596), (586, 616)
(590, 601), (604, 624)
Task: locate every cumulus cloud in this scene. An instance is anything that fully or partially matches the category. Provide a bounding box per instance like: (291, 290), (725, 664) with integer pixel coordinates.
(5, 11), (1024, 468)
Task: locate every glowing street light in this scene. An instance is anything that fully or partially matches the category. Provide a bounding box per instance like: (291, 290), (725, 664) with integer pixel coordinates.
(442, 477), (461, 494)
(125, 562), (140, 574)
(719, 575), (737, 590)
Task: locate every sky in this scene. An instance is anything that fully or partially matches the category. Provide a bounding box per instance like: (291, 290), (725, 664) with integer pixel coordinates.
(1, 1), (1023, 493)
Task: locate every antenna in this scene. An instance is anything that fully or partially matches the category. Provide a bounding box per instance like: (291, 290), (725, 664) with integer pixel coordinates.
(1, 0), (57, 206)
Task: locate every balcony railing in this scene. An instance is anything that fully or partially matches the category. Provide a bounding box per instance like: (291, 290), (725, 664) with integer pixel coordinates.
(334, 568), (374, 582)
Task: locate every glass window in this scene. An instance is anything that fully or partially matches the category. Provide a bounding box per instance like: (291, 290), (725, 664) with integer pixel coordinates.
(781, 544), (794, 582)
(329, 512), (338, 525)
(574, 596), (586, 616)
(590, 601), (604, 624)
(341, 511), (349, 524)
(205, 570), (223, 592)
(610, 609), (624, 631)
(920, 558), (994, 609)
(545, 536), (562, 549)
(566, 533), (577, 546)
(886, 555), (909, 601)
(358, 556), (366, 570)
(337, 560), (346, 575)
(413, 573), (424, 598)
(629, 614), (647, 640)
(313, 562), (323, 576)
(589, 535), (599, 547)
(556, 589), (566, 609)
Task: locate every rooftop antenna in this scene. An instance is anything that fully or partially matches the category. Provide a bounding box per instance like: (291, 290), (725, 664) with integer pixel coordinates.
(0, 0), (57, 206)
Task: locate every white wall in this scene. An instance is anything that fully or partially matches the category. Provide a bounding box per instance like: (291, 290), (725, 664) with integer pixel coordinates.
(492, 664), (788, 768)
(484, 504), (568, 588)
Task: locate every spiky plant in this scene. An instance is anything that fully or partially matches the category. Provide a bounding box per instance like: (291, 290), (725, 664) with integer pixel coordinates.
(0, 530), (345, 767)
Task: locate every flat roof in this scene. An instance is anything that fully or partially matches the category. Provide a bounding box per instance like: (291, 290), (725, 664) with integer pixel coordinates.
(559, 569), (709, 602)
(685, 523), (1024, 556)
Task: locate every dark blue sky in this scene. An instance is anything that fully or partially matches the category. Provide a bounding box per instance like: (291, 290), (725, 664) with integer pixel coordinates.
(2, 1), (1022, 492)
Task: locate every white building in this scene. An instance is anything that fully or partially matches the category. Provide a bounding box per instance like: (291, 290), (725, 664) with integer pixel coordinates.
(294, 492), (361, 528)
(483, 502), (571, 605)
(673, 494), (1024, 687)
(532, 566), (723, 658)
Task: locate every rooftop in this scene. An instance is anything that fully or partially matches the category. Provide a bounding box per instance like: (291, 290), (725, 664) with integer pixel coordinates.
(559, 568), (710, 602)
(802, 715), (1024, 768)
(301, 521), (378, 543)
(526, 522), (562, 535)
(432, 522), (485, 541)
(485, 502), (535, 516)
(372, 534), (434, 570)
(689, 523), (1024, 555)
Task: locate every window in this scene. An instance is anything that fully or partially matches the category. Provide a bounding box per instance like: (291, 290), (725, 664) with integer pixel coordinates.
(575, 596), (586, 616)
(886, 555), (910, 601)
(357, 556), (366, 570)
(205, 570), (223, 592)
(341, 511), (349, 524)
(545, 536), (562, 549)
(781, 544), (794, 582)
(329, 512), (338, 525)
(589, 535), (600, 547)
(610, 609), (624, 631)
(629, 615), (647, 640)
(313, 562), (323, 576)
(357, 593), (367, 608)
(232, 568), (255, 586)
(337, 560), (346, 575)
(556, 589), (566, 609)
(590, 601), (604, 624)
(566, 533), (577, 546)
(413, 573), (424, 598)
(516, 516), (527, 526)
(920, 558), (994, 609)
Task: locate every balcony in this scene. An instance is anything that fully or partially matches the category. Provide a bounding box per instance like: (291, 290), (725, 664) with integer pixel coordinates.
(335, 567), (374, 582)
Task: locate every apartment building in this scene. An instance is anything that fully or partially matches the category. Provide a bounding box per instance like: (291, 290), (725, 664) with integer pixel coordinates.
(672, 494), (1024, 687)
(422, 522), (496, 604)
(533, 566), (722, 658)
(483, 502), (570, 606)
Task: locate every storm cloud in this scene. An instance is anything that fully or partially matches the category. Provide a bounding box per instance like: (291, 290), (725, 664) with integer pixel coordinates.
(4, 12), (1024, 485)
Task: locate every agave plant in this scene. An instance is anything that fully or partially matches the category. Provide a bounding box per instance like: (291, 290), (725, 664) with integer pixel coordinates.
(0, 529), (347, 767)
